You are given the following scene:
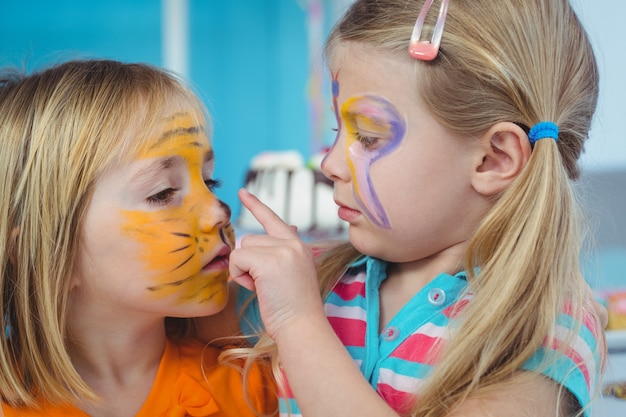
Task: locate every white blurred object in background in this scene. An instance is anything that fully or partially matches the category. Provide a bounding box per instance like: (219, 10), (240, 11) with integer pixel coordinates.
(237, 150), (347, 238)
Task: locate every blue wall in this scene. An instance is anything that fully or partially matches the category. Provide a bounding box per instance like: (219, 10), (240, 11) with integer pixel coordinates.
(0, 1), (161, 68)
(188, 1), (314, 213)
(0, 0), (327, 215)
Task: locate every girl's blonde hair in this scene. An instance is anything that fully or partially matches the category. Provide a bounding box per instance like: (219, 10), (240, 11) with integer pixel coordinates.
(319, 0), (602, 416)
(0, 59), (210, 406)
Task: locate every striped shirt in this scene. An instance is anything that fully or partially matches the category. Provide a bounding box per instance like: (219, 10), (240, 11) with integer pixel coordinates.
(238, 255), (604, 417)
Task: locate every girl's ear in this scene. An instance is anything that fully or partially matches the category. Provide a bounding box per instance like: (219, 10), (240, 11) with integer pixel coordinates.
(471, 122), (531, 196)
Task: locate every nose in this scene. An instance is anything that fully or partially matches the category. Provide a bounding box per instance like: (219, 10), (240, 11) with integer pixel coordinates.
(199, 194), (231, 234)
(320, 136), (350, 183)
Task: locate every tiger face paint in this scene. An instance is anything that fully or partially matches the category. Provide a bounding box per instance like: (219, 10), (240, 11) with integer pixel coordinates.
(75, 110), (233, 317)
(120, 113), (234, 306)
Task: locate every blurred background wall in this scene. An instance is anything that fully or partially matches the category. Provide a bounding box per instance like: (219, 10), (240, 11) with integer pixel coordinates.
(0, 0), (348, 214)
(0, 0), (623, 290)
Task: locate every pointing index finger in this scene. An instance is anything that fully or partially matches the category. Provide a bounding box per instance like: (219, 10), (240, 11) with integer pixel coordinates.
(238, 188), (298, 239)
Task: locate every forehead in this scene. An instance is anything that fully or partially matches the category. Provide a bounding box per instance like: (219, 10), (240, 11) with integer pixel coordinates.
(330, 43), (419, 109)
(138, 111), (211, 159)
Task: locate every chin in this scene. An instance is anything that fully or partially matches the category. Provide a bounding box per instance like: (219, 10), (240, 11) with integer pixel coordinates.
(203, 295), (229, 315)
(168, 279), (228, 317)
(174, 299), (227, 320)
(349, 228), (381, 254)
(198, 281), (228, 309)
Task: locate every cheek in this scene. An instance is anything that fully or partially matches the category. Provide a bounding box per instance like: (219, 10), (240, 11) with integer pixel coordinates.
(121, 205), (198, 274)
(365, 159), (397, 198)
(120, 191), (231, 304)
(347, 143), (373, 202)
(367, 154), (416, 210)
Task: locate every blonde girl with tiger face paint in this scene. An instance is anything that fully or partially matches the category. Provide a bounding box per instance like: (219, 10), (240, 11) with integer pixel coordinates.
(0, 60), (275, 417)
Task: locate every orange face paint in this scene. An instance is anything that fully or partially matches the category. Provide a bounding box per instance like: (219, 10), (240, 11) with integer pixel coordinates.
(120, 112), (234, 306)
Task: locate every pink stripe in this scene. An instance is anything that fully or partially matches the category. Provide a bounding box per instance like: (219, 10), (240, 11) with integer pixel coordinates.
(377, 383), (417, 414)
(390, 332), (444, 365)
(559, 301), (606, 371)
(333, 280), (366, 300)
(545, 337), (590, 388)
(443, 298), (470, 318)
(310, 246), (327, 258)
(328, 316), (366, 347)
(278, 369), (294, 398)
(581, 309), (600, 338)
(562, 301), (600, 337)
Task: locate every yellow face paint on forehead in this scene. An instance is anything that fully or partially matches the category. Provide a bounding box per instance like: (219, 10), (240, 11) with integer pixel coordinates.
(139, 112), (211, 159)
(120, 112), (232, 306)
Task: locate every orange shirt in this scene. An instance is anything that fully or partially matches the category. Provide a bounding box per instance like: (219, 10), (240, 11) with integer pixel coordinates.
(2, 338), (276, 417)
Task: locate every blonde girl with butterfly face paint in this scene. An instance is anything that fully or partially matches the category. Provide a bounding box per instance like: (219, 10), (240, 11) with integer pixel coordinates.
(197, 0), (607, 416)
(0, 60), (275, 417)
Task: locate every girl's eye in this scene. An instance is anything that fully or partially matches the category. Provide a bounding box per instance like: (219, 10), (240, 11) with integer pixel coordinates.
(204, 178), (222, 192)
(147, 188), (177, 205)
(356, 133), (379, 149)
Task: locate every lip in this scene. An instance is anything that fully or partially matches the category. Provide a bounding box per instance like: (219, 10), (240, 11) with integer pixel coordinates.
(335, 199), (361, 223)
(202, 245), (231, 271)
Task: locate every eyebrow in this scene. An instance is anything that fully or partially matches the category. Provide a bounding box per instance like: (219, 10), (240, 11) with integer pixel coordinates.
(345, 111), (392, 128)
(343, 105), (394, 127)
(153, 125), (206, 148)
(130, 150), (215, 187)
(342, 94), (402, 124)
(203, 149), (215, 163)
(131, 156), (185, 185)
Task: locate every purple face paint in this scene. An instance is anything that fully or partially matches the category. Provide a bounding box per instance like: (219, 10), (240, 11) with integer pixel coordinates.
(321, 71), (342, 172)
(323, 73), (407, 228)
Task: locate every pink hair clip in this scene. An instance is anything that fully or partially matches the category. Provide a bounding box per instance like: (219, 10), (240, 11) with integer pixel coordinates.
(408, 0), (450, 61)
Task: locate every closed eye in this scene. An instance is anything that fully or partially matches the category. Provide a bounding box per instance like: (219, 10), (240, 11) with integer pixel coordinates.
(204, 178), (222, 192)
(147, 188), (178, 205)
(356, 133), (380, 149)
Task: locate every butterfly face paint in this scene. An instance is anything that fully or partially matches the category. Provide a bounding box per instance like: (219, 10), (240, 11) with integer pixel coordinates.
(325, 74), (407, 228)
(120, 112), (234, 306)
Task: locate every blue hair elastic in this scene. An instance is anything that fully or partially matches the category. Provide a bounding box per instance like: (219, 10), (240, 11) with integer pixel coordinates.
(528, 121), (559, 145)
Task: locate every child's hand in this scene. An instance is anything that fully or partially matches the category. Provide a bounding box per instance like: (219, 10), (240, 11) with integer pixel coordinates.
(230, 188), (324, 341)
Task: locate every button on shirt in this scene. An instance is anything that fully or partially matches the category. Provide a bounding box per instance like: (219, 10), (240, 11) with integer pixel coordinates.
(324, 257), (469, 414)
(238, 255), (603, 417)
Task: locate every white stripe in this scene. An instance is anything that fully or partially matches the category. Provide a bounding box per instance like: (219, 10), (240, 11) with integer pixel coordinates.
(555, 324), (597, 389)
(324, 303), (367, 321)
(340, 270), (367, 285)
(378, 367), (424, 393)
(280, 412), (302, 417)
(412, 321), (451, 340)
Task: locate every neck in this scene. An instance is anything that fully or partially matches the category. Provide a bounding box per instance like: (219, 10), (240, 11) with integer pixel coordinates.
(387, 240), (466, 285)
(379, 241), (466, 330)
(66, 296), (167, 392)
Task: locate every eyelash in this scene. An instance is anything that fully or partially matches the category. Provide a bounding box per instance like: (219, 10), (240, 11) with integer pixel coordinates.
(331, 126), (380, 150)
(205, 178), (222, 192)
(356, 133), (379, 149)
(147, 188), (178, 206)
(146, 179), (222, 206)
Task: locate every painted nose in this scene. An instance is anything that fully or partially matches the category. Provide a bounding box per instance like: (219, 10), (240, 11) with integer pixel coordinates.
(200, 194), (232, 233)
